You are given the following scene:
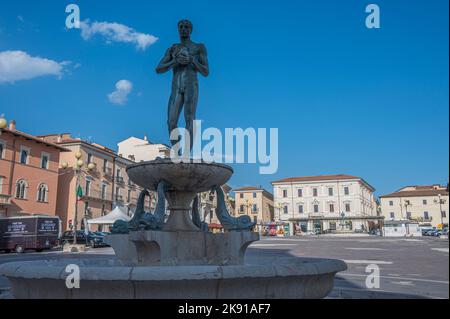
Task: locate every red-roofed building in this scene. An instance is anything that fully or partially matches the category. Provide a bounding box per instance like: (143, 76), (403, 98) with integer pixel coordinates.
(380, 185), (448, 228)
(0, 121), (69, 217)
(271, 174), (380, 234)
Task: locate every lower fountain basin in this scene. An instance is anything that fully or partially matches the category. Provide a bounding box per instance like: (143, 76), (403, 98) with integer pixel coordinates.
(0, 257), (346, 299)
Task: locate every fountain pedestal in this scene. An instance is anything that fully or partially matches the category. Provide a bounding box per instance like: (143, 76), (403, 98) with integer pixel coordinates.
(105, 231), (259, 266)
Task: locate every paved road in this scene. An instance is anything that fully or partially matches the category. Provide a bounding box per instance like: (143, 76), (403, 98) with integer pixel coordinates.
(247, 235), (449, 298)
(0, 235), (448, 299)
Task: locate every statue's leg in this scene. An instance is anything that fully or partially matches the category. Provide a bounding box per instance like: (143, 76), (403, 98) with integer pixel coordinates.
(168, 91), (184, 145)
(184, 83), (199, 150)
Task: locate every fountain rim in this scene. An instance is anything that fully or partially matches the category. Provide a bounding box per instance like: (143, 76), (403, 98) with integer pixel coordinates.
(126, 158), (234, 174)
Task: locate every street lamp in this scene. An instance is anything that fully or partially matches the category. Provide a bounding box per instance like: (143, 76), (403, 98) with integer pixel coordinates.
(61, 152), (95, 246)
(434, 194), (446, 229)
(340, 212), (345, 230)
(404, 200), (412, 220)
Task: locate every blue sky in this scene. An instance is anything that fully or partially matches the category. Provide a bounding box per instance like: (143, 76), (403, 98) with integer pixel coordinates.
(0, 0), (448, 196)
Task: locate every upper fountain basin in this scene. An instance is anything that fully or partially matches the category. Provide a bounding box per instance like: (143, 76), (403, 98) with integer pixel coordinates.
(126, 159), (233, 192)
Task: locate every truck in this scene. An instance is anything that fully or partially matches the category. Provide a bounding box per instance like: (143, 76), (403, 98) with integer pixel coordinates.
(0, 216), (61, 253)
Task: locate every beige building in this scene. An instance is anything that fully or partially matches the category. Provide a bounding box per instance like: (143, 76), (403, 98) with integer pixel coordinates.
(233, 186), (274, 224)
(272, 174), (380, 234)
(117, 136), (170, 162)
(380, 185), (449, 228)
(40, 134), (153, 232)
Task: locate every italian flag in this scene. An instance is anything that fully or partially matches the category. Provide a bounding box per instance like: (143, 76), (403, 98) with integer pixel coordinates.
(76, 185), (83, 201)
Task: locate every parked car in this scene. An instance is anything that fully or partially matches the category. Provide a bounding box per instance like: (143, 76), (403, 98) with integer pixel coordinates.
(60, 230), (105, 248)
(0, 216), (61, 253)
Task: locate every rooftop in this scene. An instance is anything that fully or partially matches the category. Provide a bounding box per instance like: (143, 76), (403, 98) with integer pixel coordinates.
(271, 174), (360, 184)
(1, 128), (69, 152)
(380, 188), (449, 198)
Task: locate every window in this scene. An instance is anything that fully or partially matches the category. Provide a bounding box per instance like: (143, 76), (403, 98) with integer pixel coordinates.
(116, 187), (121, 201)
(422, 199), (427, 205)
(442, 211), (447, 218)
(85, 179), (91, 196)
(84, 202), (89, 215)
(328, 188), (333, 196)
(389, 201), (394, 206)
(424, 211), (429, 220)
(127, 189), (131, 202)
(252, 204), (257, 212)
(344, 187), (350, 195)
(116, 169), (121, 178)
(313, 204), (319, 213)
(345, 203), (351, 212)
(87, 153), (93, 164)
(282, 190), (288, 198)
(313, 188), (318, 197)
(20, 147), (29, 164)
(283, 206), (288, 214)
(390, 212), (395, 219)
(298, 189), (303, 197)
(240, 193), (244, 199)
(0, 176), (3, 194)
(298, 205), (303, 213)
(252, 192), (257, 198)
(103, 159), (108, 173)
(37, 184), (48, 202)
(0, 141), (4, 159)
(15, 180), (28, 199)
(101, 184), (107, 200)
(329, 222), (337, 231)
(329, 204), (335, 213)
(40, 153), (50, 169)
(406, 212), (411, 219)
(240, 205), (244, 213)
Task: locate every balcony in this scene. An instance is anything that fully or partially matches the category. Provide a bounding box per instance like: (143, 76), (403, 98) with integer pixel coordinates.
(81, 190), (113, 203)
(115, 195), (124, 203)
(103, 167), (113, 179)
(0, 194), (12, 205)
(116, 176), (125, 185)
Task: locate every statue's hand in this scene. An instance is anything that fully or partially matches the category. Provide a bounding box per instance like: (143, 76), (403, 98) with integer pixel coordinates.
(176, 50), (191, 65)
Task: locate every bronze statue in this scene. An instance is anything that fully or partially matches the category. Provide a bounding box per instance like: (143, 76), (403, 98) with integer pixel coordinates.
(156, 19), (209, 148)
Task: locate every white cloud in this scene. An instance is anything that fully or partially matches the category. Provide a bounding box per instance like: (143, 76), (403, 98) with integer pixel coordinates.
(80, 20), (158, 50)
(108, 80), (133, 105)
(0, 50), (69, 84)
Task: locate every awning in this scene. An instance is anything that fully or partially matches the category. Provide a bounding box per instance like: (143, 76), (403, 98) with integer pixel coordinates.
(87, 206), (131, 225)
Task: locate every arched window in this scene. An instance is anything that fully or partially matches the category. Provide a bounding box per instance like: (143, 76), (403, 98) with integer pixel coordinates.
(37, 184), (48, 202)
(15, 180), (28, 199)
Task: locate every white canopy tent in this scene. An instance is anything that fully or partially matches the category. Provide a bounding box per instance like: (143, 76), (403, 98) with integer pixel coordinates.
(87, 206), (132, 230)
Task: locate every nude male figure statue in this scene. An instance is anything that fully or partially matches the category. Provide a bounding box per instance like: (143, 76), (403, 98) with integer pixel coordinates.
(156, 19), (209, 149)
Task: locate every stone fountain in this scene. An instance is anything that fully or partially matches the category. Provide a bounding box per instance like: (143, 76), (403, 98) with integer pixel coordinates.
(0, 20), (346, 299)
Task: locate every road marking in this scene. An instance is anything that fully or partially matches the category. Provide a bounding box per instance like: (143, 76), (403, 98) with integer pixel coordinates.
(388, 274), (401, 276)
(343, 260), (393, 265)
(345, 248), (385, 251)
(339, 273), (449, 285)
(391, 281), (414, 286)
(250, 244), (297, 247)
(431, 248), (449, 253)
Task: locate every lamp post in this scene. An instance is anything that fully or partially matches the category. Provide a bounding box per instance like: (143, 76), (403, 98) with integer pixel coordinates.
(62, 152), (95, 246)
(404, 200), (412, 220)
(434, 194), (446, 229)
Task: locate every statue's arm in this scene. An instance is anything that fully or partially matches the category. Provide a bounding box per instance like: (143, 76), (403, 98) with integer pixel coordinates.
(156, 47), (176, 74)
(192, 44), (209, 77)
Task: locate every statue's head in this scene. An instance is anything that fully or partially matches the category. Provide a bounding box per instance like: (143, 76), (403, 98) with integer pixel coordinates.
(178, 19), (193, 39)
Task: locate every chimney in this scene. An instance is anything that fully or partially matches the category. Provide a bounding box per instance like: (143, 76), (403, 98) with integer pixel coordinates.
(9, 120), (16, 130)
